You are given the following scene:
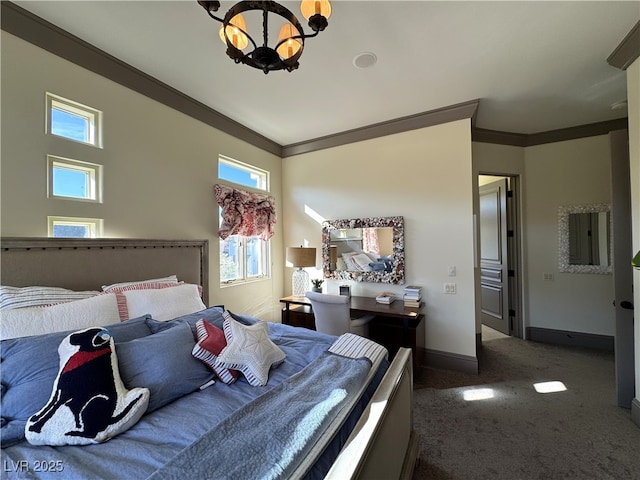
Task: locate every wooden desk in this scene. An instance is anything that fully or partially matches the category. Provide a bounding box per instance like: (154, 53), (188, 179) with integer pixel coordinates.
(280, 295), (425, 369)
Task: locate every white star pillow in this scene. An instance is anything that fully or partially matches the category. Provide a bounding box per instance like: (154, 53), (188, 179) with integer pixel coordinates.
(215, 312), (286, 386)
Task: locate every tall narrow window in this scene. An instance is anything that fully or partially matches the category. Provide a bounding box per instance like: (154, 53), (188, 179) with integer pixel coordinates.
(217, 156), (271, 285)
(48, 216), (103, 238)
(48, 156), (102, 202)
(46, 93), (103, 148)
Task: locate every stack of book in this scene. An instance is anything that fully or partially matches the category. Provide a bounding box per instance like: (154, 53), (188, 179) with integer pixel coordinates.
(375, 292), (396, 304)
(403, 285), (422, 308)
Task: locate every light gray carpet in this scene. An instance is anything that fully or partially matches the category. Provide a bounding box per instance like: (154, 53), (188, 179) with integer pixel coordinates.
(411, 327), (640, 479)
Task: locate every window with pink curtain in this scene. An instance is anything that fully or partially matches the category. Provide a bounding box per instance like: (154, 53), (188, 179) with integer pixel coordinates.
(362, 228), (380, 256)
(214, 184), (277, 241)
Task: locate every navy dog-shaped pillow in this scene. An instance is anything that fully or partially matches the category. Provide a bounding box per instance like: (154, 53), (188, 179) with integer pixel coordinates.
(25, 327), (149, 446)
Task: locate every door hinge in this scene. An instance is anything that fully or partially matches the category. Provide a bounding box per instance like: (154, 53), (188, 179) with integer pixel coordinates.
(507, 190), (513, 198)
(509, 309), (516, 317)
(507, 230), (514, 238)
(508, 269), (515, 277)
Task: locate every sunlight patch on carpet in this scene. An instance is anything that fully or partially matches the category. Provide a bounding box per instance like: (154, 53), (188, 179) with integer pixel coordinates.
(533, 381), (567, 393)
(462, 388), (494, 401)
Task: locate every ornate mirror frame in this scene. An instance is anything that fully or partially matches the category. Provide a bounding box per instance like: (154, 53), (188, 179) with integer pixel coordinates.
(558, 203), (612, 274)
(321, 216), (405, 284)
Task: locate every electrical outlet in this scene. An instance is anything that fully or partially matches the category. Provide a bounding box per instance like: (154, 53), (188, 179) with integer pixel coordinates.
(448, 266), (457, 277)
(543, 273), (554, 281)
(444, 283), (457, 294)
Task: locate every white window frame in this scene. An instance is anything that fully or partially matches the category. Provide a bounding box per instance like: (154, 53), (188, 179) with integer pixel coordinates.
(217, 155), (271, 286)
(218, 155), (269, 192)
(48, 216), (103, 238)
(219, 234), (271, 286)
(47, 155), (103, 203)
(46, 93), (103, 148)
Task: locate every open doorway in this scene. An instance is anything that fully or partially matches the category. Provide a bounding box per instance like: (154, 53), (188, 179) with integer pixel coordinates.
(478, 174), (522, 340)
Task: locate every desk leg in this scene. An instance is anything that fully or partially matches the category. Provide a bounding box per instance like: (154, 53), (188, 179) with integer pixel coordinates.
(402, 318), (410, 348)
(282, 303), (291, 324)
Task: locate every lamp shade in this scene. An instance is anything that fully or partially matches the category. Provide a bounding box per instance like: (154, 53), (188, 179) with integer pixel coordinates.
(276, 23), (302, 60)
(287, 247), (316, 267)
(219, 13), (249, 49)
(300, 0), (331, 21)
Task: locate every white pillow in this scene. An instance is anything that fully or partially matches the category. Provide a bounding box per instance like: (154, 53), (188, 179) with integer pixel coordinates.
(0, 293), (122, 340)
(123, 284), (206, 321)
(342, 252), (373, 271)
(102, 275), (178, 292)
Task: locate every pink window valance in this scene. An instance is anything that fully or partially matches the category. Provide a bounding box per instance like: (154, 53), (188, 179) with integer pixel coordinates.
(363, 228), (380, 256)
(214, 184), (277, 241)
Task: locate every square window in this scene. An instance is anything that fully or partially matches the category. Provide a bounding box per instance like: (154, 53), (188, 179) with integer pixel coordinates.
(46, 93), (102, 148)
(48, 216), (103, 238)
(47, 156), (102, 202)
(219, 234), (270, 284)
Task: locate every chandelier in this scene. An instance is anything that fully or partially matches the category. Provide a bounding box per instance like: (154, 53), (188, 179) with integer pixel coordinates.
(198, 1), (332, 74)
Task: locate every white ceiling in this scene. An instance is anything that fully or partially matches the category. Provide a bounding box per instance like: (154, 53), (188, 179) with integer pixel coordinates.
(13, 1), (640, 146)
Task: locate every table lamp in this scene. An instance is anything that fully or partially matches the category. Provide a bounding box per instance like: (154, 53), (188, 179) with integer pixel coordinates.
(287, 246), (316, 297)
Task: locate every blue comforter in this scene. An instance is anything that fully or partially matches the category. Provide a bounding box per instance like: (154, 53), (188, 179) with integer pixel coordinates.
(1, 309), (387, 479)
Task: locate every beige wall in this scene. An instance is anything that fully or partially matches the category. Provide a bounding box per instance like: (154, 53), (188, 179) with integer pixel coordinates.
(524, 136), (615, 335)
(1, 32), (285, 321)
(283, 120), (478, 359)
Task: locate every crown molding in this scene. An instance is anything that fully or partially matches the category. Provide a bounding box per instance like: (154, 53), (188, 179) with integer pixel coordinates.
(473, 118), (629, 148)
(1, 1), (631, 158)
(472, 129), (528, 147)
(607, 20), (640, 71)
(526, 118), (628, 146)
(282, 100), (480, 157)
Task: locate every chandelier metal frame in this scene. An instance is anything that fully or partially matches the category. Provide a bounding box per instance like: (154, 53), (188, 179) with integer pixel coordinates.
(198, 1), (330, 74)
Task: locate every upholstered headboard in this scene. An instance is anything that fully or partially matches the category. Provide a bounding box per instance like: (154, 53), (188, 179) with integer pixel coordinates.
(0, 238), (209, 305)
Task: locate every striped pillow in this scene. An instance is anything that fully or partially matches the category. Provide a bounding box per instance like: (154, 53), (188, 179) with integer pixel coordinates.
(328, 333), (388, 364)
(101, 275), (179, 292)
(191, 319), (238, 384)
(0, 286), (100, 311)
(103, 281), (183, 294)
(103, 280), (203, 299)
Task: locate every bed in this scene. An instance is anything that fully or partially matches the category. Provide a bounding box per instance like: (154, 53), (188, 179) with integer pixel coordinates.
(0, 238), (418, 479)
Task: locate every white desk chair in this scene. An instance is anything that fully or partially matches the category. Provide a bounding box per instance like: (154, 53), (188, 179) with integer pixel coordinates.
(305, 291), (375, 337)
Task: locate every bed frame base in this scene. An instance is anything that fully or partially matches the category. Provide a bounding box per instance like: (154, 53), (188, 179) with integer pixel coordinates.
(326, 347), (418, 479)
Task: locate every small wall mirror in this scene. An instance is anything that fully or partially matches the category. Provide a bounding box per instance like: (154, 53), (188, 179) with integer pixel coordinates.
(558, 204), (611, 274)
(322, 216), (405, 284)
